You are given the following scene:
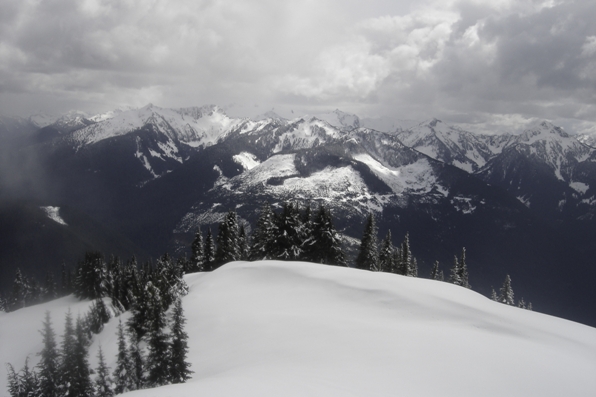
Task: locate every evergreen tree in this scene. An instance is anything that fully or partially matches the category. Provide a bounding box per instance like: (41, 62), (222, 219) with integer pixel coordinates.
(449, 248), (470, 288)
(9, 268), (30, 311)
(95, 345), (114, 397)
(7, 358), (38, 397)
(190, 229), (205, 272)
(146, 282), (171, 387)
(250, 202), (278, 261)
(238, 224), (250, 260)
(60, 262), (71, 297)
(397, 233), (417, 277)
(169, 298), (193, 384)
(36, 311), (60, 397)
(517, 298), (527, 309)
(527, 302), (533, 311)
(274, 202), (305, 260)
(203, 228), (216, 271)
(308, 205), (346, 266)
(6, 363), (20, 397)
(86, 298), (112, 334)
(430, 261), (441, 280)
(129, 336), (145, 391)
(43, 272), (58, 302)
(215, 210), (241, 267)
(71, 316), (93, 397)
(0, 292), (6, 312)
(378, 230), (395, 272)
(458, 248), (470, 288)
(355, 213), (378, 271)
(499, 274), (515, 305)
(75, 251), (108, 300)
(113, 319), (134, 394)
(449, 255), (462, 286)
(490, 287), (499, 301)
(119, 257), (141, 311)
(59, 309), (77, 397)
(153, 253), (188, 310)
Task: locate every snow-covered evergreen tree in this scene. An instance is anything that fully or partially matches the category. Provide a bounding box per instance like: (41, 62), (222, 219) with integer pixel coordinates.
(59, 309), (76, 397)
(36, 311), (60, 397)
(378, 230), (395, 272)
(517, 298), (527, 309)
(203, 228), (216, 271)
(146, 282), (171, 387)
(449, 248), (470, 288)
(129, 333), (145, 391)
(215, 210), (241, 268)
(169, 298), (193, 384)
(190, 229), (205, 272)
(113, 319), (134, 394)
(449, 256), (462, 286)
(75, 251), (109, 300)
(9, 268), (30, 311)
(394, 233), (416, 276)
(430, 261), (441, 280)
(7, 358), (38, 397)
(307, 205), (346, 266)
(458, 248), (470, 289)
(238, 225), (250, 260)
(274, 202), (306, 260)
(250, 202), (278, 261)
(355, 213), (378, 270)
(490, 287), (498, 301)
(499, 274), (515, 305)
(86, 298), (111, 334)
(94, 345), (114, 397)
(72, 316), (94, 397)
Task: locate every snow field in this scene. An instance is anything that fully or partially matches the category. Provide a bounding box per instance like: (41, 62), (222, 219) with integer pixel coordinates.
(1, 261), (595, 397)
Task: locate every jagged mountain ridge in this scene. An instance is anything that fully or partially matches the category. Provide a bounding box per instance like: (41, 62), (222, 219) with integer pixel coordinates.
(1, 105), (596, 325)
(395, 119), (596, 220)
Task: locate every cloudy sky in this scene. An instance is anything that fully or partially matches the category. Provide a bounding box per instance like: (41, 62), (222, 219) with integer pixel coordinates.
(1, 0), (595, 133)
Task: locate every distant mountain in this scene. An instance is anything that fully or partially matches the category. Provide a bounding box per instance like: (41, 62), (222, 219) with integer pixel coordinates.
(1, 106), (595, 325)
(477, 121), (595, 220)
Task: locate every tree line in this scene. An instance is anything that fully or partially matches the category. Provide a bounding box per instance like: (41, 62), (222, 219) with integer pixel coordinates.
(6, 253), (192, 397)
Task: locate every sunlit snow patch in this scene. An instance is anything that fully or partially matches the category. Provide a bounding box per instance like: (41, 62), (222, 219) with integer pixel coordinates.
(570, 181), (589, 194)
(353, 153), (437, 195)
(233, 152), (260, 170)
(40, 206), (67, 225)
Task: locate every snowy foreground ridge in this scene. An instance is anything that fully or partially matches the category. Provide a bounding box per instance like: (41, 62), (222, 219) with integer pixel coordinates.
(2, 261), (596, 397)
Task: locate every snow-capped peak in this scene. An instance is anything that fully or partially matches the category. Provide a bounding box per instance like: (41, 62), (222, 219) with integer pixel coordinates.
(519, 121), (570, 143)
(66, 104), (240, 149)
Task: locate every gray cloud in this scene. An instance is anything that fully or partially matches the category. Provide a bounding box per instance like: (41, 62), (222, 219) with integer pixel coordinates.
(0, 0), (595, 134)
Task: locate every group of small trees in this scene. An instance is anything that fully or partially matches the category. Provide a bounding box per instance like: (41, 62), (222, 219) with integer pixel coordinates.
(6, 252), (192, 396)
(8, 310), (96, 397)
(355, 213), (418, 276)
(491, 274), (532, 310)
(0, 268), (61, 312)
(188, 202), (346, 271)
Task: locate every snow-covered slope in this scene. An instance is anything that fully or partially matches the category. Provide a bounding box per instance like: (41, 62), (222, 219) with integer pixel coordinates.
(2, 261), (595, 397)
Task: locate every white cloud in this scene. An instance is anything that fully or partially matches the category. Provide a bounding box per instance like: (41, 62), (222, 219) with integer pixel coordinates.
(0, 0), (595, 134)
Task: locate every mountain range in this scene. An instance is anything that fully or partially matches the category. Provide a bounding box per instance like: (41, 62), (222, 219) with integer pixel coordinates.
(1, 105), (595, 326)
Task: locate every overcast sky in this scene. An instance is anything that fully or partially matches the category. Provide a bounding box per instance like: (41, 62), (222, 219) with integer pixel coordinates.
(1, 0), (595, 134)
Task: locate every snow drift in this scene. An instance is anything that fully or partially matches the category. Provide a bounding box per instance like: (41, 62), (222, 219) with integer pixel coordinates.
(1, 261), (595, 397)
